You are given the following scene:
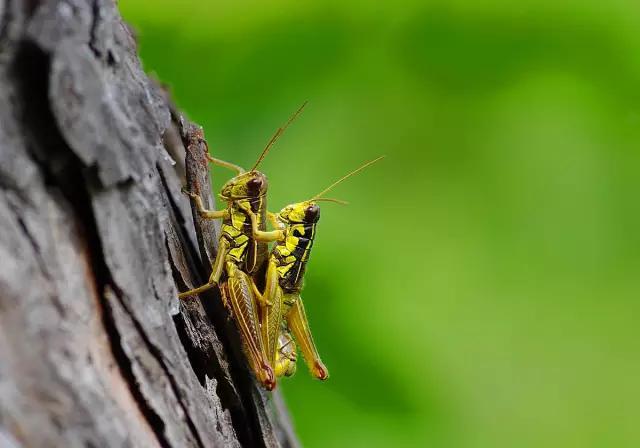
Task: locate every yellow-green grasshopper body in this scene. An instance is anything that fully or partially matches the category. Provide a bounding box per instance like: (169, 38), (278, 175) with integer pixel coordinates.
(249, 157), (384, 383)
(181, 163), (276, 389)
(265, 200), (328, 380)
(179, 104), (307, 390)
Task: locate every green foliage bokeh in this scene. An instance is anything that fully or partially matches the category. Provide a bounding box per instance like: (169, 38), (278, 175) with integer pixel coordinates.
(122, 1), (640, 446)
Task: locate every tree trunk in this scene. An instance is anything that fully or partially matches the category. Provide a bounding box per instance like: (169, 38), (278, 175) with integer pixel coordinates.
(0, 1), (299, 446)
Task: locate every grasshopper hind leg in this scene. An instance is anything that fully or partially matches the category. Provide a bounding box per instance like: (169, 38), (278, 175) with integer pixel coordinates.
(286, 294), (329, 380)
(258, 260), (285, 370)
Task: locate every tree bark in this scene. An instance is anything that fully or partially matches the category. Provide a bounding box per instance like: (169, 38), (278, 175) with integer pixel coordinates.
(0, 1), (299, 447)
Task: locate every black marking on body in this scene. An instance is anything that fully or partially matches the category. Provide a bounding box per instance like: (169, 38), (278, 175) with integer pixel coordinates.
(276, 223), (316, 293)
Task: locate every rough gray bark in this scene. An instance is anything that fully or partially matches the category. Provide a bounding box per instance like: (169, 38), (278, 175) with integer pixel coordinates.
(0, 1), (299, 447)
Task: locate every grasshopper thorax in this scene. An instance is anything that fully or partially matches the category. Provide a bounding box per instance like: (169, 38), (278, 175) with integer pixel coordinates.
(219, 171), (268, 201)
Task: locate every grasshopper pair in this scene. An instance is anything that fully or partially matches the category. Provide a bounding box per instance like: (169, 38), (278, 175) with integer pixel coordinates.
(179, 105), (382, 390)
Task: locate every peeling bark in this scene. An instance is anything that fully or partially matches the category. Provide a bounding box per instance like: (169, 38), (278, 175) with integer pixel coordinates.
(0, 1), (299, 446)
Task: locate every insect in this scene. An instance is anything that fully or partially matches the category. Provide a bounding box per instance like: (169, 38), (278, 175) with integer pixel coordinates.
(179, 104), (306, 390)
(246, 156), (384, 383)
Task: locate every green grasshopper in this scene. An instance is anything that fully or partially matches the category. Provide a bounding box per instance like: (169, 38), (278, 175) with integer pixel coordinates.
(179, 104), (306, 390)
(246, 157), (384, 383)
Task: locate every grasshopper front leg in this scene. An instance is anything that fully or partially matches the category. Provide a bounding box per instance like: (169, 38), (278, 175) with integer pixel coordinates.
(268, 212), (285, 230)
(182, 188), (229, 220)
(286, 294), (329, 380)
(239, 202), (284, 243)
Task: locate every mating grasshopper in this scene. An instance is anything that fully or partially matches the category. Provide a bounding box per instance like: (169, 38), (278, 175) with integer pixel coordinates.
(179, 104), (306, 390)
(246, 156), (384, 382)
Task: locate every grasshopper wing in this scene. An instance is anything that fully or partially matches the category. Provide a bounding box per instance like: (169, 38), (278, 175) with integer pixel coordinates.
(226, 265), (275, 390)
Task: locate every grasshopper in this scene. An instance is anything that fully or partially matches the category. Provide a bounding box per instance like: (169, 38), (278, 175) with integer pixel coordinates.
(246, 157), (384, 383)
(179, 104), (306, 390)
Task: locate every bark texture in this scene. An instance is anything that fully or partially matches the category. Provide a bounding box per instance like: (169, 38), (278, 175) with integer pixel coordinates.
(0, 1), (299, 446)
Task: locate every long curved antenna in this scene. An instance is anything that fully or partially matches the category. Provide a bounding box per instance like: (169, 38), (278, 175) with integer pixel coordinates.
(313, 198), (349, 205)
(250, 101), (308, 172)
(311, 155), (385, 200)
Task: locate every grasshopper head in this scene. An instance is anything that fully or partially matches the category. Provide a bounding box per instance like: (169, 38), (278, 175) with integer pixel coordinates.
(278, 201), (320, 225)
(220, 171), (268, 201)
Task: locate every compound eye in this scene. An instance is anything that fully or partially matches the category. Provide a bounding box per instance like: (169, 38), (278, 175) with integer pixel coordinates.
(305, 204), (320, 222)
(247, 177), (263, 195)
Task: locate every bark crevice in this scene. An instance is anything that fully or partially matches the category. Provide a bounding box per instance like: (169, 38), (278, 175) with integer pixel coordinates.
(98, 285), (171, 448)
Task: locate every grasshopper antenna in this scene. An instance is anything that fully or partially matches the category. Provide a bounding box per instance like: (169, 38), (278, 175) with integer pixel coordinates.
(311, 155), (385, 201)
(313, 198), (350, 205)
(250, 101), (308, 172)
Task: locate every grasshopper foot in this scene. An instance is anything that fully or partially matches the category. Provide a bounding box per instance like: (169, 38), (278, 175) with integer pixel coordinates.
(312, 361), (329, 381)
(259, 364), (276, 391)
(181, 186), (198, 199)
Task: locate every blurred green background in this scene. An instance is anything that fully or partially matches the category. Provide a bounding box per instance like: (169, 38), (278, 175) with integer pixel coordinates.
(122, 1), (640, 446)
